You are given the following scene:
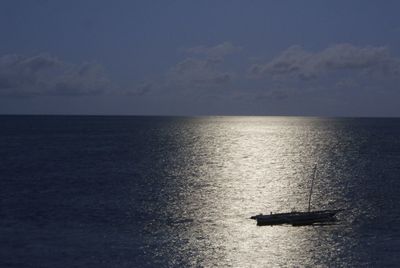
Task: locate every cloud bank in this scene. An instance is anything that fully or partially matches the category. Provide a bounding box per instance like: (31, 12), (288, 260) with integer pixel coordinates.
(0, 54), (112, 97)
(163, 42), (242, 93)
(162, 42), (400, 102)
(3, 43), (400, 105)
(249, 44), (400, 80)
(167, 57), (232, 88)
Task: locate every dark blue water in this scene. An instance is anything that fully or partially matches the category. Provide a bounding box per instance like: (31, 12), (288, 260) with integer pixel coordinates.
(1, 115), (400, 267)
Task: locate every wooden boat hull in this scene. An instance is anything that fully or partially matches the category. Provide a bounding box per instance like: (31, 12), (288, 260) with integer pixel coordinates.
(251, 210), (342, 226)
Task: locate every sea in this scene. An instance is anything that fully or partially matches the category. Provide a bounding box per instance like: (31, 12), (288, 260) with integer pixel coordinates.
(1, 115), (400, 267)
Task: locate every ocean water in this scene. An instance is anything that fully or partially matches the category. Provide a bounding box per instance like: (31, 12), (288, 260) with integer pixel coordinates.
(1, 115), (400, 267)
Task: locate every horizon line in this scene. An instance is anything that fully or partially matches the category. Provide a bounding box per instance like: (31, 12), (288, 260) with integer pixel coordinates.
(0, 113), (399, 119)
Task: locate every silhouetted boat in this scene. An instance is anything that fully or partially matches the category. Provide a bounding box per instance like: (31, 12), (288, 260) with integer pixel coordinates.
(250, 209), (342, 226)
(251, 164), (343, 226)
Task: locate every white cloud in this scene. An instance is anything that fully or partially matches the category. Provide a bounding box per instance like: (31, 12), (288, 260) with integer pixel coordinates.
(249, 44), (400, 80)
(0, 53), (112, 97)
(167, 57), (232, 88)
(122, 82), (152, 96)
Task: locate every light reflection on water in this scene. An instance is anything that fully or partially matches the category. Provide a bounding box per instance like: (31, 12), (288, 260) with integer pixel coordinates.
(148, 117), (400, 267)
(2, 116), (400, 267)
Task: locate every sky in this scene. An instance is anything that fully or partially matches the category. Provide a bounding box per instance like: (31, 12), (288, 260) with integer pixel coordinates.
(1, 0), (400, 116)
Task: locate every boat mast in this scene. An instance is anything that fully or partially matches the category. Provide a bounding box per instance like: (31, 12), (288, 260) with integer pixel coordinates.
(307, 164), (318, 212)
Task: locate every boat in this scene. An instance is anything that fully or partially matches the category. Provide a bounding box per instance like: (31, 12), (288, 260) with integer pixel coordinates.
(251, 164), (342, 226)
(250, 209), (342, 226)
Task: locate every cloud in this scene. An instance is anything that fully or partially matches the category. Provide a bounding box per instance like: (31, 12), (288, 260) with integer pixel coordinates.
(335, 78), (359, 90)
(185, 42), (241, 58)
(136, 42), (241, 96)
(123, 82), (152, 96)
(0, 53), (112, 97)
(167, 57), (232, 88)
(249, 44), (400, 80)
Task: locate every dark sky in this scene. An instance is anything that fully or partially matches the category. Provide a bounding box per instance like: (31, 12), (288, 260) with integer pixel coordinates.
(1, 0), (400, 116)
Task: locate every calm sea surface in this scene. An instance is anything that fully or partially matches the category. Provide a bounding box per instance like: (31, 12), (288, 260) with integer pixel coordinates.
(1, 115), (400, 267)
